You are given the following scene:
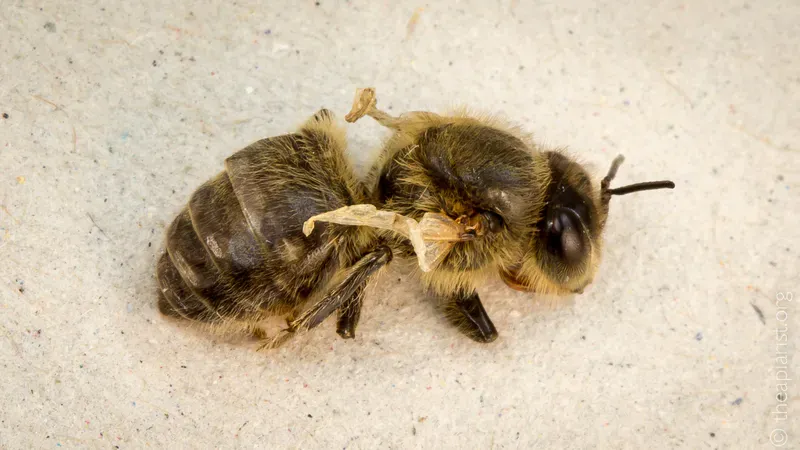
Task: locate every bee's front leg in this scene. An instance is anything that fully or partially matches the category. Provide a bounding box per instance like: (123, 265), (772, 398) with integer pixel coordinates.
(444, 290), (498, 343)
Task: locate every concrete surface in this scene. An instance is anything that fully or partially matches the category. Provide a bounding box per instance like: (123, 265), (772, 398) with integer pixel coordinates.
(1, 0), (798, 448)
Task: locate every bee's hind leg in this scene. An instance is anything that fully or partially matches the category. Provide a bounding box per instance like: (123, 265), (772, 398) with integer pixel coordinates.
(444, 290), (498, 343)
(336, 284), (365, 339)
(344, 88), (406, 129)
(262, 246), (391, 348)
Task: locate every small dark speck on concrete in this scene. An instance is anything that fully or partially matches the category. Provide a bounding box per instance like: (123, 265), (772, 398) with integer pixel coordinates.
(769, 261), (777, 267)
(710, 432), (715, 437)
(265, 29), (271, 35)
(731, 397), (743, 406)
(448, 61), (453, 66)
(412, 426), (416, 436)
(18, 286), (25, 293)
(315, 1), (320, 5)
(518, 65), (524, 71)
(159, 50), (164, 55)
(148, 242), (152, 247)
(181, 365), (187, 368)
(44, 22), (56, 32)
(152, 60), (158, 67)
(777, 174), (784, 181)
(568, 29), (574, 34)
(307, 414), (313, 418)
(751, 303), (765, 325)
(581, 335), (586, 340)
(695, 331), (703, 341)
(711, 167), (718, 175)
(2, 113), (8, 119)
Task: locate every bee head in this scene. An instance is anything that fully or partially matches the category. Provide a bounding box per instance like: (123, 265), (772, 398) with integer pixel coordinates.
(501, 153), (674, 294)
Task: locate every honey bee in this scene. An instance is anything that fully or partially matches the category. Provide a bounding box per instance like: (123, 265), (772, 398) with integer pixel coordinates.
(156, 88), (674, 347)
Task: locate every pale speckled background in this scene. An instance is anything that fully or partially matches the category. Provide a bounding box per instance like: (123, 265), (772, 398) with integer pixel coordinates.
(1, 0), (799, 448)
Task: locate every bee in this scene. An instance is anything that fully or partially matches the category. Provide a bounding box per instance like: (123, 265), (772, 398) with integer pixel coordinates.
(156, 88), (674, 347)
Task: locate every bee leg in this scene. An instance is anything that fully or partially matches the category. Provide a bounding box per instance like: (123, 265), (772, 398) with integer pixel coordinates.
(445, 290), (498, 343)
(336, 284), (365, 339)
(345, 88), (406, 129)
(289, 246), (391, 334)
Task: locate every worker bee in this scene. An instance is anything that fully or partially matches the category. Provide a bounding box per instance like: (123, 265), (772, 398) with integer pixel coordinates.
(156, 88), (674, 347)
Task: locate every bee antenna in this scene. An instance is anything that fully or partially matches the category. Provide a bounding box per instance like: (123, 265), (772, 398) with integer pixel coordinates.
(607, 181), (676, 196)
(601, 155), (625, 190)
(601, 155), (675, 207)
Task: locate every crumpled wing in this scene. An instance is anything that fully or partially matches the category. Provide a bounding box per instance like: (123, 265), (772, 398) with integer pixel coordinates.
(302, 204), (468, 272)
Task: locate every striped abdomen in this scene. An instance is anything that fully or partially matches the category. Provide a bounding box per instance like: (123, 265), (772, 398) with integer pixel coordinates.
(157, 119), (364, 324)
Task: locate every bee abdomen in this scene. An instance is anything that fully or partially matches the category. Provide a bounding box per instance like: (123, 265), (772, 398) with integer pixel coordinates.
(158, 205), (231, 322)
(188, 172), (265, 277)
(156, 251), (221, 323)
(158, 169), (274, 321)
(157, 123), (363, 325)
(224, 134), (302, 248)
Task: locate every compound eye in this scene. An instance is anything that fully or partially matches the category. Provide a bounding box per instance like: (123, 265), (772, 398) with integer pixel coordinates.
(547, 209), (585, 265)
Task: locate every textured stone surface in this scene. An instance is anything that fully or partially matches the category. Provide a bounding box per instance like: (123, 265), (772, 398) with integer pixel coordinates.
(1, 0), (798, 448)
